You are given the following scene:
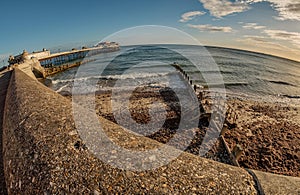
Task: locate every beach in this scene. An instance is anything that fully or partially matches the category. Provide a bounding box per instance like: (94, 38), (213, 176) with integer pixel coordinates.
(59, 85), (300, 177)
(225, 98), (300, 177)
(50, 44), (300, 178)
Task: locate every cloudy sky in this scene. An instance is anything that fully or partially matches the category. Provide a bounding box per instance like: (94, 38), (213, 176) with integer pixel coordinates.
(0, 0), (299, 64)
(180, 0), (300, 61)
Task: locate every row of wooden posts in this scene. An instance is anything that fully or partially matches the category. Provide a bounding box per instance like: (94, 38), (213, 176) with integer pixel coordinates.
(209, 93), (244, 167)
(171, 63), (198, 92)
(171, 63), (244, 166)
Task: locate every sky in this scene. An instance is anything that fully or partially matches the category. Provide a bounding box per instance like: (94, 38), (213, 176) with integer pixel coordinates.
(0, 0), (299, 65)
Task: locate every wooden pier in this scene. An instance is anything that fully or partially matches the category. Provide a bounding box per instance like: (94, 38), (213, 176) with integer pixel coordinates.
(39, 46), (119, 67)
(44, 59), (96, 77)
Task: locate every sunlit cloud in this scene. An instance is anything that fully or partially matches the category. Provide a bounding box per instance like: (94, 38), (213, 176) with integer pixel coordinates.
(199, 0), (300, 21)
(188, 24), (233, 32)
(245, 0), (300, 21)
(242, 23), (266, 30)
(237, 35), (300, 60)
(178, 0), (300, 61)
(199, 0), (249, 18)
(243, 35), (269, 42)
(179, 11), (206, 22)
(239, 35), (284, 48)
(263, 29), (300, 47)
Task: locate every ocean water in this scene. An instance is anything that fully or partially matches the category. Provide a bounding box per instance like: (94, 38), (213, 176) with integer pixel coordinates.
(48, 45), (300, 103)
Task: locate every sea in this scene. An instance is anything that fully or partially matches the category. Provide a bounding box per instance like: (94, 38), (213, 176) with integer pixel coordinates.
(48, 45), (300, 104)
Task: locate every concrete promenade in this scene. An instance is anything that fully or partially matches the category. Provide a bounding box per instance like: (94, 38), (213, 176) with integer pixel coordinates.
(0, 66), (299, 194)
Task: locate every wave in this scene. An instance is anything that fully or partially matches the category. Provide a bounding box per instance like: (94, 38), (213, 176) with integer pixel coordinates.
(133, 64), (174, 70)
(56, 84), (70, 93)
(56, 80), (187, 94)
(225, 82), (249, 87)
(280, 94), (300, 99)
(51, 77), (92, 85)
(49, 45), (300, 101)
(266, 80), (297, 87)
(51, 72), (173, 85)
(264, 68), (300, 78)
(186, 70), (235, 75)
(201, 82), (249, 88)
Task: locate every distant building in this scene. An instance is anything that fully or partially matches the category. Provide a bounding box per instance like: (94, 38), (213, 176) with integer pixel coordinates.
(28, 48), (50, 59)
(95, 41), (119, 48)
(8, 49), (50, 65)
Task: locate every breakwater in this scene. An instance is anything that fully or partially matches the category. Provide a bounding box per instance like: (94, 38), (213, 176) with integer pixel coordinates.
(0, 64), (299, 194)
(172, 62), (243, 167)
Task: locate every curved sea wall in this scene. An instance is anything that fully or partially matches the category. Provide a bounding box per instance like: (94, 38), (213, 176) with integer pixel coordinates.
(1, 68), (300, 194)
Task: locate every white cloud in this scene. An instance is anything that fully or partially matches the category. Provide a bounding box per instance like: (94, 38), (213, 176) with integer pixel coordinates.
(188, 24), (233, 32)
(179, 11), (206, 22)
(238, 36), (280, 49)
(238, 35), (300, 57)
(0, 53), (10, 67)
(243, 35), (269, 42)
(242, 23), (266, 30)
(198, 0), (300, 21)
(199, 0), (249, 18)
(245, 0), (300, 21)
(236, 35), (300, 61)
(240, 30), (300, 50)
(263, 29), (300, 47)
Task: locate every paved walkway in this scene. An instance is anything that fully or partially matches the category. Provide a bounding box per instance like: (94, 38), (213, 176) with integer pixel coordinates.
(0, 71), (11, 195)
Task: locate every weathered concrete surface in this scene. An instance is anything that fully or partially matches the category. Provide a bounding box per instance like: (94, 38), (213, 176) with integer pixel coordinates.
(2, 68), (259, 194)
(17, 58), (45, 79)
(253, 170), (300, 195)
(30, 58), (46, 78)
(0, 71), (11, 195)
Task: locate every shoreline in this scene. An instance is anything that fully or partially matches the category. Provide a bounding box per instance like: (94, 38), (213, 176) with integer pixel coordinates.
(59, 84), (300, 177)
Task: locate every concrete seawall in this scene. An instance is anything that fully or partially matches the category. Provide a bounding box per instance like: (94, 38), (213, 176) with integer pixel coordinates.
(1, 68), (300, 194)
(0, 71), (11, 194)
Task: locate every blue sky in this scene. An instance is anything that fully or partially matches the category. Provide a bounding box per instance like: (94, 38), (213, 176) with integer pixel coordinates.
(0, 0), (299, 65)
